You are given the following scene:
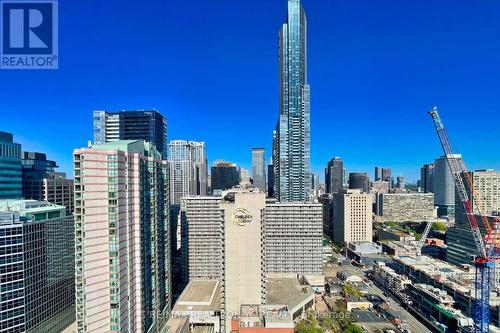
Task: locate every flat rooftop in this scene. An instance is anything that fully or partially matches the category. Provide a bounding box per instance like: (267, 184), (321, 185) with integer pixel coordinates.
(166, 316), (189, 333)
(173, 280), (221, 312)
(266, 278), (314, 311)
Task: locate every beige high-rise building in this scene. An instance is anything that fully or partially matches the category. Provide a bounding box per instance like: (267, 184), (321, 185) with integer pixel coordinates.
(469, 169), (500, 215)
(221, 188), (266, 332)
(73, 140), (171, 333)
(182, 188), (324, 332)
(333, 189), (373, 244)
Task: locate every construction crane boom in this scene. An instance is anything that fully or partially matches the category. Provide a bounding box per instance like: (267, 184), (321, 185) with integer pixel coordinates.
(428, 108), (486, 257)
(416, 220), (433, 256)
(428, 107), (500, 333)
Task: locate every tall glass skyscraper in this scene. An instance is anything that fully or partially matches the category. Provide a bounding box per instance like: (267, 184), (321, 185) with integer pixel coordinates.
(273, 0), (311, 202)
(251, 148), (266, 193)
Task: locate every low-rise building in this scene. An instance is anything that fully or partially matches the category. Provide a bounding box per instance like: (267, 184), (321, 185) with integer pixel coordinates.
(230, 305), (294, 333)
(378, 228), (416, 242)
(346, 242), (387, 268)
(372, 262), (411, 303)
(375, 193), (435, 222)
(408, 284), (473, 332)
(171, 280), (222, 333)
(265, 278), (315, 320)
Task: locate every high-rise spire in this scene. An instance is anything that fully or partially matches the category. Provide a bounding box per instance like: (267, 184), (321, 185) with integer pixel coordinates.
(273, 0), (311, 202)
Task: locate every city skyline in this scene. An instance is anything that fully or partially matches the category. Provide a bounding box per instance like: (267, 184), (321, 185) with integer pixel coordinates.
(2, 0), (500, 181)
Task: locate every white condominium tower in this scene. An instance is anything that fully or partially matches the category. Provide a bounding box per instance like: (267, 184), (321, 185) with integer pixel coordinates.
(73, 140), (171, 333)
(168, 140), (207, 205)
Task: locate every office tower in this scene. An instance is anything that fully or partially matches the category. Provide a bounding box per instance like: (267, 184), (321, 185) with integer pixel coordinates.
(348, 172), (369, 193)
(333, 189), (373, 244)
(93, 110), (168, 158)
(22, 152), (74, 213)
(0, 200), (74, 333)
(375, 166), (382, 181)
(181, 196), (223, 281)
(221, 189), (265, 332)
(267, 164), (275, 198)
(396, 176), (405, 190)
(211, 161), (240, 192)
(0, 131), (22, 199)
(251, 148), (266, 192)
(263, 203), (323, 276)
(447, 170), (500, 266)
(73, 140), (171, 333)
(434, 154), (463, 217)
(420, 163), (435, 193)
(190, 141), (208, 196)
(168, 140), (207, 205)
(325, 157), (344, 194)
(381, 168), (392, 182)
(273, 0), (311, 203)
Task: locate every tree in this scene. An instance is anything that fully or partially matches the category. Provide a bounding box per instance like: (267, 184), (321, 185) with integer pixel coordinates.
(295, 322), (324, 333)
(432, 221), (447, 232)
(343, 283), (362, 298)
(343, 324), (364, 333)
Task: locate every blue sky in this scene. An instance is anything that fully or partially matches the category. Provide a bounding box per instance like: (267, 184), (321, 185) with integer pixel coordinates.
(1, 0), (499, 182)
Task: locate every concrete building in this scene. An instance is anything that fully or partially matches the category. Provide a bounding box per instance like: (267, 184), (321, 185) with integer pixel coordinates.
(230, 305), (294, 333)
(73, 140), (171, 333)
(171, 280), (222, 333)
(252, 148), (266, 193)
(407, 284), (473, 332)
(375, 193), (435, 222)
(382, 168), (392, 182)
(211, 161), (241, 193)
(371, 181), (390, 194)
(373, 262), (412, 303)
(349, 173), (369, 193)
(325, 157), (344, 194)
(272, 0), (311, 203)
(22, 152), (74, 214)
(263, 203), (323, 276)
(0, 131), (22, 199)
(333, 189), (373, 244)
(378, 228), (416, 242)
(433, 154), (463, 217)
(93, 110), (168, 158)
(392, 255), (500, 327)
(181, 196), (223, 281)
(0, 200), (74, 333)
(265, 279), (314, 320)
(221, 189), (266, 332)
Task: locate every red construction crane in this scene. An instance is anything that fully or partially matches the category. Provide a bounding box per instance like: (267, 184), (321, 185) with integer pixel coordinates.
(428, 107), (500, 333)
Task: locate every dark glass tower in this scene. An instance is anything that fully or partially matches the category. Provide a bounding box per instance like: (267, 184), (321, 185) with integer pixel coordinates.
(325, 157), (344, 194)
(93, 110), (168, 158)
(349, 173), (369, 193)
(273, 0), (311, 202)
